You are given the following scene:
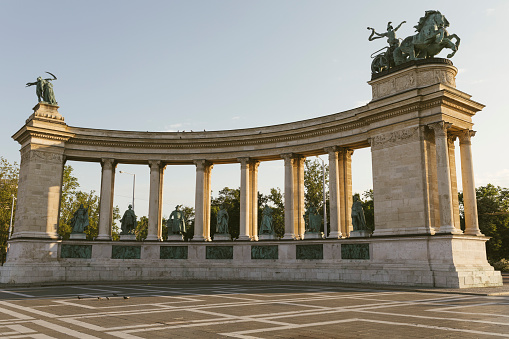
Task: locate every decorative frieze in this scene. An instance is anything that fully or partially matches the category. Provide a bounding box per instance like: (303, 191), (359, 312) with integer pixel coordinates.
(112, 245), (141, 259)
(369, 127), (419, 149)
(341, 243), (370, 260)
(251, 245), (278, 259)
(296, 244), (323, 260)
(61, 244), (92, 259)
(160, 246), (188, 259)
(206, 246), (233, 259)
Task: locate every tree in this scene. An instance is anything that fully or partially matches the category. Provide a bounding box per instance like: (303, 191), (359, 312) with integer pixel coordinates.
(460, 184), (509, 261)
(304, 159), (328, 211)
(0, 157), (18, 264)
(266, 187), (285, 238)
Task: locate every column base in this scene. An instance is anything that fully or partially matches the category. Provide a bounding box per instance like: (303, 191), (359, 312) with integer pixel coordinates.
(191, 236), (211, 242)
(327, 231), (343, 239)
(437, 225), (463, 234)
(251, 235), (259, 241)
(95, 234), (112, 241)
(145, 235), (162, 241)
(464, 229), (484, 236)
(282, 233), (297, 240)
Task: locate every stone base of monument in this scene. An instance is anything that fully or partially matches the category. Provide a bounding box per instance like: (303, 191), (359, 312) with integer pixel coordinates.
(303, 232), (323, 239)
(258, 233), (276, 240)
(1, 235), (502, 288)
(69, 233), (86, 240)
(167, 234), (184, 241)
(349, 230), (371, 238)
(119, 234), (136, 241)
(213, 234), (231, 241)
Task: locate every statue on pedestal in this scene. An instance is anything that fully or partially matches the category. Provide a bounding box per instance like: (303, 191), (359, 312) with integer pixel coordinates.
(305, 205), (322, 233)
(351, 195), (368, 231)
(70, 204), (89, 234)
(368, 11), (460, 74)
(168, 205), (187, 235)
(216, 205), (229, 234)
(120, 204), (137, 235)
(26, 72), (58, 105)
(259, 205), (274, 235)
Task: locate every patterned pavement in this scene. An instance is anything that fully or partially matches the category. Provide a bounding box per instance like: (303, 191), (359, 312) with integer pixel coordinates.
(0, 281), (508, 338)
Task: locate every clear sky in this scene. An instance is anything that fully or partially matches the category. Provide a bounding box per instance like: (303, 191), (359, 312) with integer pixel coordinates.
(1, 1), (507, 219)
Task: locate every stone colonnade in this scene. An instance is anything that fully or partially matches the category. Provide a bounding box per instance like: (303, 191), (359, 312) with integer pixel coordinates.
(86, 150), (355, 242)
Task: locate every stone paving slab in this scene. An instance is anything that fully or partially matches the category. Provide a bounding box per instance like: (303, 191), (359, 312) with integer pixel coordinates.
(0, 280), (508, 338)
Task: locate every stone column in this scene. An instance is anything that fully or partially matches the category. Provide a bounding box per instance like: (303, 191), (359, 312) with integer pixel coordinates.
(146, 161), (165, 241)
(294, 155), (306, 239)
(448, 135), (460, 229)
(193, 160), (212, 241)
(238, 158), (251, 240)
(339, 148), (354, 236)
(204, 163), (213, 241)
(97, 158), (116, 240)
(281, 154), (296, 239)
(459, 130), (483, 236)
(326, 147), (342, 238)
(250, 160), (260, 241)
(428, 122), (462, 234)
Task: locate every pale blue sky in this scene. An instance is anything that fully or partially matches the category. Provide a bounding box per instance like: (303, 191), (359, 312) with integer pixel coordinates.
(1, 1), (507, 218)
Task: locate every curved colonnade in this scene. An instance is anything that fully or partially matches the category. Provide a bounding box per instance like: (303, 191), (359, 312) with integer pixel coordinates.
(5, 60), (502, 288)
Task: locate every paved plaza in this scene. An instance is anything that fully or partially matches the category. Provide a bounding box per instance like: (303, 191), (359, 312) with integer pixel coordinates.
(0, 280), (508, 338)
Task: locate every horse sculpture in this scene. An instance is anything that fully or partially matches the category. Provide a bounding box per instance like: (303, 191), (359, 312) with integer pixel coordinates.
(393, 10), (460, 66)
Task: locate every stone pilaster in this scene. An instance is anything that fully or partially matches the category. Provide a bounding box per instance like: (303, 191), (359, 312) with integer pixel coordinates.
(97, 158), (116, 240)
(238, 158), (251, 240)
(428, 122), (462, 234)
(146, 161), (165, 241)
(448, 135), (460, 229)
(12, 148), (65, 239)
(459, 130), (483, 236)
(250, 160), (260, 241)
(325, 147), (342, 238)
(193, 160), (212, 241)
(281, 154), (296, 240)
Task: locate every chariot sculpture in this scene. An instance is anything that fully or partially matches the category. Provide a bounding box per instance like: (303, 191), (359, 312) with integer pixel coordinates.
(368, 10), (460, 74)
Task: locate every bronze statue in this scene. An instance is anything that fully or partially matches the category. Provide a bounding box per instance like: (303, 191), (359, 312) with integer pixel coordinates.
(120, 204), (137, 235)
(70, 204), (89, 234)
(368, 11), (460, 74)
(305, 205), (322, 233)
(259, 205), (274, 234)
(168, 205), (187, 235)
(351, 195), (367, 231)
(216, 205), (229, 234)
(26, 72), (58, 105)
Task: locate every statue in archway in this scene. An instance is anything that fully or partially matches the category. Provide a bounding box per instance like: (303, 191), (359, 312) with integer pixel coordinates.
(216, 205), (229, 234)
(26, 72), (58, 105)
(120, 204), (137, 235)
(70, 204), (89, 234)
(351, 195), (368, 231)
(259, 205), (274, 234)
(168, 205), (187, 235)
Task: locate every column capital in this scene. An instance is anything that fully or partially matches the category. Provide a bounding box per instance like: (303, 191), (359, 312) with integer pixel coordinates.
(458, 130), (476, 145)
(101, 158), (116, 169)
(428, 121), (452, 137)
(148, 160), (161, 169)
(193, 159), (212, 170)
(447, 134), (457, 145)
(237, 157), (251, 166)
(324, 146), (340, 153)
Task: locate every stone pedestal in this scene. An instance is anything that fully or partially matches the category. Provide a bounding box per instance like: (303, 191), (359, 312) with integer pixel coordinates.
(349, 230), (371, 238)
(213, 233), (231, 241)
(303, 232), (323, 239)
(167, 234), (184, 241)
(258, 234), (276, 240)
(119, 234), (136, 241)
(69, 233), (86, 240)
